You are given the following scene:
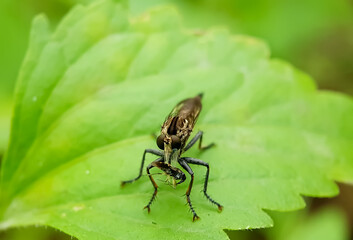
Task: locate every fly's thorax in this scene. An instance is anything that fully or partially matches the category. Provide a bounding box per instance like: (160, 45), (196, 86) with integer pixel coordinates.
(163, 143), (172, 164)
(170, 149), (181, 164)
(156, 130), (183, 163)
(163, 146), (180, 165)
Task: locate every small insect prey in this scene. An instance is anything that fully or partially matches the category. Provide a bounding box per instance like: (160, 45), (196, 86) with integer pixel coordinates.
(121, 94), (223, 221)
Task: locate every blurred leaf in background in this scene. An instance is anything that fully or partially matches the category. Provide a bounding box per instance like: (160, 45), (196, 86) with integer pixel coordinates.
(227, 205), (349, 240)
(0, 98), (12, 154)
(0, 0), (68, 152)
(128, 0), (353, 94)
(0, 0), (70, 97)
(0, 0), (30, 152)
(1, 0), (352, 151)
(139, 0), (352, 96)
(265, 206), (349, 240)
(2, 0), (353, 97)
(0, 0), (31, 98)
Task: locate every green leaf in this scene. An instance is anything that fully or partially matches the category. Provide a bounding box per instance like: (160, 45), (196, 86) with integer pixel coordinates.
(0, 225), (74, 240)
(0, 97), (12, 154)
(127, 0), (353, 57)
(1, 0), (353, 239)
(226, 206), (349, 240)
(0, 0), (31, 96)
(284, 208), (349, 240)
(265, 207), (349, 240)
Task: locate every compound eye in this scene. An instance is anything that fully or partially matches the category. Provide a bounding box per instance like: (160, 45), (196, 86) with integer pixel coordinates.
(171, 135), (181, 149)
(156, 134), (165, 150)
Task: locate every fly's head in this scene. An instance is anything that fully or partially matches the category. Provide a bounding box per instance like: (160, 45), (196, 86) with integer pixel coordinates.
(152, 161), (186, 187)
(171, 168), (186, 187)
(168, 166), (186, 184)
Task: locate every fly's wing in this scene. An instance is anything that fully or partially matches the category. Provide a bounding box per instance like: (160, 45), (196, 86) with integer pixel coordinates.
(176, 95), (202, 129)
(162, 94), (202, 145)
(167, 100), (186, 119)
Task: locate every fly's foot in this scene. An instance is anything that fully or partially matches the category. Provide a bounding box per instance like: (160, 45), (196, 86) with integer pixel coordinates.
(143, 205), (151, 213)
(187, 195), (200, 222)
(200, 142), (215, 151)
(192, 214), (200, 222)
(121, 178), (137, 187)
(218, 205), (223, 212)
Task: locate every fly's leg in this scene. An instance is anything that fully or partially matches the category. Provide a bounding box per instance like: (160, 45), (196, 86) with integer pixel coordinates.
(183, 131), (214, 153)
(121, 149), (163, 187)
(178, 158), (199, 221)
(144, 158), (164, 212)
(183, 157), (223, 211)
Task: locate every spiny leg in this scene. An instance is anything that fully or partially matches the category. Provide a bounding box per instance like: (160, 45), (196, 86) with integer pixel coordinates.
(121, 149), (163, 187)
(144, 158), (163, 212)
(183, 157), (223, 211)
(178, 158), (199, 221)
(183, 131), (215, 153)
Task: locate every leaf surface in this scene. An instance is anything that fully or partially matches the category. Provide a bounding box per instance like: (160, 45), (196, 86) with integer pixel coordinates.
(1, 1), (353, 239)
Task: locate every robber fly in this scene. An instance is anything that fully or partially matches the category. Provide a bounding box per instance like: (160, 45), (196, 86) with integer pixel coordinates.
(121, 93), (223, 221)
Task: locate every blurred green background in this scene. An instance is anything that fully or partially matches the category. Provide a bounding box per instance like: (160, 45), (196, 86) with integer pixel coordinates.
(0, 0), (352, 239)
